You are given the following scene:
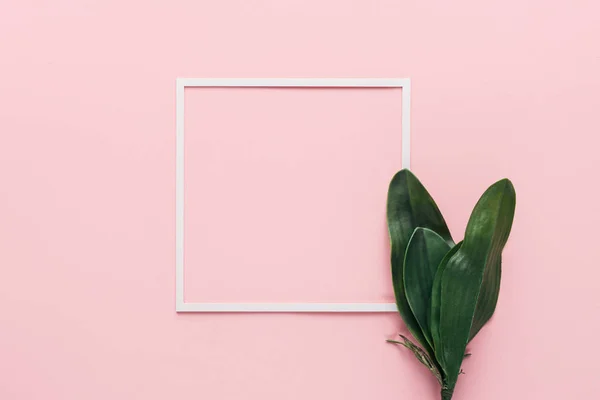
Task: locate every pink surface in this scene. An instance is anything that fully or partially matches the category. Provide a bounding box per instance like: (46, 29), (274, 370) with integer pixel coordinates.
(0, 1), (599, 399)
(184, 87), (401, 302)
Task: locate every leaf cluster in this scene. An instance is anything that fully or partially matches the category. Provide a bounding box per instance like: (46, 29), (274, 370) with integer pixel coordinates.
(386, 170), (516, 399)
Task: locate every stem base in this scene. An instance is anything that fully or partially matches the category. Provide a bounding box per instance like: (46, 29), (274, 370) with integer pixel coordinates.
(441, 388), (454, 400)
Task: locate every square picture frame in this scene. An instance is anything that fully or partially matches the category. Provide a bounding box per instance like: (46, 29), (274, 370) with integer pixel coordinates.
(176, 78), (411, 312)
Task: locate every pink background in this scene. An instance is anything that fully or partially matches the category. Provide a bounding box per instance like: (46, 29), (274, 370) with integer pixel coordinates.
(184, 87), (402, 303)
(1, 1), (599, 399)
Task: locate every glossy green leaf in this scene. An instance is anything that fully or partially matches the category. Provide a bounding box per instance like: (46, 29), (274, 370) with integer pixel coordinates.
(432, 247), (501, 351)
(387, 169), (454, 355)
(430, 241), (463, 369)
(469, 256), (501, 341)
(404, 228), (452, 348)
(436, 179), (516, 390)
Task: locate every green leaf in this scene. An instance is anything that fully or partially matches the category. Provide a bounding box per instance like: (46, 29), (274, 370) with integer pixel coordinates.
(387, 169), (454, 355)
(430, 241), (463, 369)
(469, 256), (501, 341)
(436, 179), (516, 390)
(404, 228), (452, 348)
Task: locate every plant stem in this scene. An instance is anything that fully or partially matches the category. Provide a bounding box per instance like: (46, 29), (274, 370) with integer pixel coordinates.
(441, 388), (454, 400)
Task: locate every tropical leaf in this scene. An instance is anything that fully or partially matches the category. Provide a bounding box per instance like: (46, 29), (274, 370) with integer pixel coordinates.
(404, 228), (452, 348)
(387, 169), (454, 356)
(469, 256), (501, 341)
(436, 179), (516, 390)
(430, 241), (463, 369)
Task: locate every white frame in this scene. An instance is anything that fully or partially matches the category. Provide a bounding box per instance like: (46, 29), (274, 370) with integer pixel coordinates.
(176, 78), (411, 312)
